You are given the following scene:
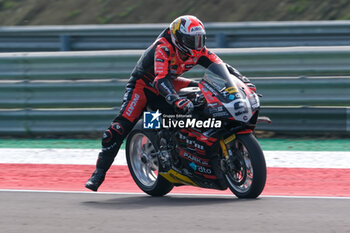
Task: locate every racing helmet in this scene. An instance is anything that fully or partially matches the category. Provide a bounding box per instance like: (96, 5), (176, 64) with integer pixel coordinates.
(170, 15), (206, 56)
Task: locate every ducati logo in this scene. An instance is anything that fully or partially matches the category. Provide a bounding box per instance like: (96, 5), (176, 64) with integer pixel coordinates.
(125, 93), (140, 116)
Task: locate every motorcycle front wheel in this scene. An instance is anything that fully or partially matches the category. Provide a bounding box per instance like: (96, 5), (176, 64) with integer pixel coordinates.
(225, 133), (266, 198)
(126, 129), (174, 196)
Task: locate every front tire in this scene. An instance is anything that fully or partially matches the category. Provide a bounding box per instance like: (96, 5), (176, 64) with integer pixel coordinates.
(225, 133), (266, 198)
(126, 129), (174, 196)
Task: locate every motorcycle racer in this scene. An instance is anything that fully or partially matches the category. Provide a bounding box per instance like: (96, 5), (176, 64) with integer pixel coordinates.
(85, 15), (256, 191)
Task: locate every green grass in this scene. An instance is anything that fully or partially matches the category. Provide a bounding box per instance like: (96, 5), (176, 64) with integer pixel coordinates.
(68, 9), (81, 19)
(0, 139), (102, 149)
(119, 2), (142, 18)
(0, 0), (16, 10)
(287, 0), (308, 14)
(338, 13), (350, 20)
(258, 138), (350, 151)
(97, 14), (116, 24)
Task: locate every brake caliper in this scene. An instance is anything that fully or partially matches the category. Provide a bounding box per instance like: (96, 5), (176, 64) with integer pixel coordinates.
(219, 134), (247, 185)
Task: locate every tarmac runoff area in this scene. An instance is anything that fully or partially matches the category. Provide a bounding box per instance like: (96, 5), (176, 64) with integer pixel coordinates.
(0, 191), (349, 233)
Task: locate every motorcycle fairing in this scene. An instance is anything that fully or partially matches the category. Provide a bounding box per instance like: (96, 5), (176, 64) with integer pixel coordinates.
(178, 148), (210, 166)
(185, 128), (218, 149)
(198, 81), (232, 118)
(201, 63), (261, 123)
(159, 169), (199, 186)
(159, 167), (223, 189)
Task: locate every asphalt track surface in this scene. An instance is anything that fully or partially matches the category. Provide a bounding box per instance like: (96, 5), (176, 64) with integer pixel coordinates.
(1, 190), (349, 233)
(1, 139), (349, 233)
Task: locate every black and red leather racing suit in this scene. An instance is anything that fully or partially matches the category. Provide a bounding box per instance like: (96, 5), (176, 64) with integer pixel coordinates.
(96, 28), (223, 171)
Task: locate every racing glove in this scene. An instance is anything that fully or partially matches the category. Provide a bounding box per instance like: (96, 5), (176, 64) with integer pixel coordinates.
(165, 94), (194, 114)
(226, 63), (256, 93)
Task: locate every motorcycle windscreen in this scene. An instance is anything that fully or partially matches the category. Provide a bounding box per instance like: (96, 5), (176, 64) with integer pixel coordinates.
(204, 63), (259, 123)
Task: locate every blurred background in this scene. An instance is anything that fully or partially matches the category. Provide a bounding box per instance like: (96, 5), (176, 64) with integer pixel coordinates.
(1, 0), (350, 25)
(0, 0), (349, 138)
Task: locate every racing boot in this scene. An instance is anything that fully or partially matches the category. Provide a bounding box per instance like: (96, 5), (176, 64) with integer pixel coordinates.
(85, 168), (106, 191)
(85, 117), (132, 191)
(85, 152), (115, 191)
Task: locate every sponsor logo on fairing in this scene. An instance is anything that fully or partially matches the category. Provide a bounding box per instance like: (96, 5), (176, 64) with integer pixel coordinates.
(202, 82), (219, 96)
(197, 165), (212, 174)
(189, 162), (197, 171)
(181, 150), (209, 166)
(189, 162), (212, 174)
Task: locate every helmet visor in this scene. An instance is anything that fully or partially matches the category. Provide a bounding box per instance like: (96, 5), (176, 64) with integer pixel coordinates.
(182, 34), (205, 51)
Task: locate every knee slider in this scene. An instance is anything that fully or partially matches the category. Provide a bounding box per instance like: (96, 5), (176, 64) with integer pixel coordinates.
(102, 122), (125, 148)
(110, 122), (125, 136)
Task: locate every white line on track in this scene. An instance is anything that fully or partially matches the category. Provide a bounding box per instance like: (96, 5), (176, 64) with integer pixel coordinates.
(1, 148), (350, 168)
(0, 189), (349, 199)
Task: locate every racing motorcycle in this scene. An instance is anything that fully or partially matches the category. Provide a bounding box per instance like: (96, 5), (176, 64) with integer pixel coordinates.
(126, 63), (270, 198)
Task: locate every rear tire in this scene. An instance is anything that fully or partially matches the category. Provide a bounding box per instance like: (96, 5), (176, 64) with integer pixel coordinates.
(225, 133), (266, 198)
(126, 129), (174, 196)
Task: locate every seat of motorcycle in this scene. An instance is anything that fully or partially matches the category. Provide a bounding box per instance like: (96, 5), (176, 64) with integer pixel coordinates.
(178, 87), (201, 97)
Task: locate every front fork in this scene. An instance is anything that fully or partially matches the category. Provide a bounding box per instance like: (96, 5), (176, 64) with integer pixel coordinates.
(219, 134), (236, 172)
(219, 134), (247, 185)
(219, 134), (237, 159)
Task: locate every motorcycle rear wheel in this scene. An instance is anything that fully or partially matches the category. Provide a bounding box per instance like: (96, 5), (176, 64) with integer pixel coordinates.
(126, 129), (174, 196)
(225, 133), (266, 198)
